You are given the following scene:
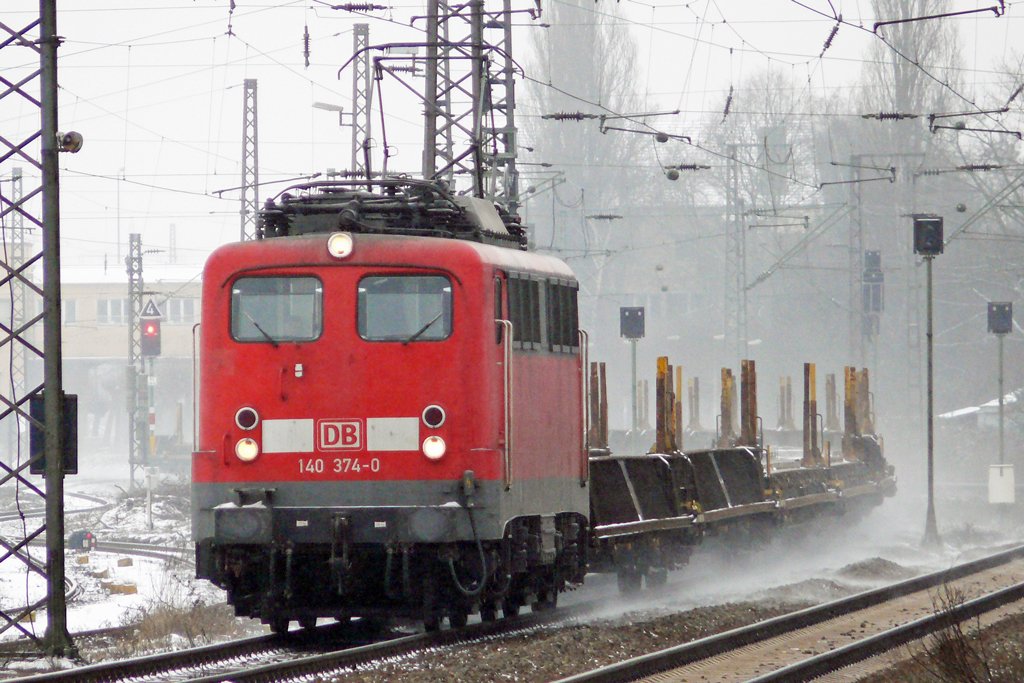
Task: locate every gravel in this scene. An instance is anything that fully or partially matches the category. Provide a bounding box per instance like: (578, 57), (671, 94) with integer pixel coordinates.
(319, 599), (815, 682)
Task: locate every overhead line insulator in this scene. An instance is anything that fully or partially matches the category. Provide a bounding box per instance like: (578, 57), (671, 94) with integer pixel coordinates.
(665, 163), (711, 171)
(542, 112), (599, 121)
(861, 112), (919, 120)
(819, 20), (840, 57)
(332, 3), (388, 11)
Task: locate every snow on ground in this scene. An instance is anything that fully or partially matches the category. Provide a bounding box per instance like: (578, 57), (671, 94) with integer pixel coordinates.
(0, 450), (225, 642)
(0, 545), (221, 641)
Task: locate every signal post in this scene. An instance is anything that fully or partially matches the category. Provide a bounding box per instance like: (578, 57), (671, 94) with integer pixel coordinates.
(988, 302), (1014, 508)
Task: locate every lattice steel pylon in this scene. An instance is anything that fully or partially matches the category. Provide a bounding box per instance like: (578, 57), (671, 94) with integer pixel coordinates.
(126, 234), (144, 490)
(350, 24), (371, 174)
(240, 79), (259, 241)
(723, 145), (748, 362)
(422, 0), (522, 212)
(4, 168), (27, 462)
(344, 0), (524, 213)
(0, 1), (75, 655)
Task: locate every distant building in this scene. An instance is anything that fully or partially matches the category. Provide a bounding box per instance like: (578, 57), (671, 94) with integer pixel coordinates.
(1, 265), (202, 467)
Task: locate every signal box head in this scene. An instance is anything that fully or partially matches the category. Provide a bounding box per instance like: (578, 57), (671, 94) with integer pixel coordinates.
(913, 216), (944, 256)
(141, 319), (161, 356)
(988, 302), (1013, 335)
(620, 307), (645, 340)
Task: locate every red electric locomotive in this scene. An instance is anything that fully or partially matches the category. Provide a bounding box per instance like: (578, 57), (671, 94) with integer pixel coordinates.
(193, 180), (589, 632)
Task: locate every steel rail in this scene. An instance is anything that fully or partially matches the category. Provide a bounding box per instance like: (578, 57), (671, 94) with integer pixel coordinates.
(553, 543), (1024, 683)
(183, 605), (590, 683)
(93, 540), (191, 564)
(7, 630), (303, 683)
(0, 492), (112, 523)
(747, 579), (1024, 682)
(7, 602), (591, 683)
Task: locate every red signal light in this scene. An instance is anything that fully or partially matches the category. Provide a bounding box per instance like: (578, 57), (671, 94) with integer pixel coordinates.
(141, 319), (161, 356)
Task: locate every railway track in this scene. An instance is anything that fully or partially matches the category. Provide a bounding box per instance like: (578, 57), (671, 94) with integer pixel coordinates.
(93, 540), (191, 565)
(555, 544), (1024, 683)
(8, 603), (591, 683)
(0, 492), (112, 523)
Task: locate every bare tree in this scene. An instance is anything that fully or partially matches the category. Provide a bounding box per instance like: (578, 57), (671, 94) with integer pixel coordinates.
(521, 0), (654, 326)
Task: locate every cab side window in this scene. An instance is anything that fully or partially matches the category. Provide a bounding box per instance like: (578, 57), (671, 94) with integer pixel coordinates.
(508, 273), (541, 350)
(494, 276), (504, 344)
(546, 279), (579, 352)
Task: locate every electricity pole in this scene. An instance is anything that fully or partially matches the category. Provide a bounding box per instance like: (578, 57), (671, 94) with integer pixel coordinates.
(418, 0), (522, 210)
(350, 23), (371, 175)
(0, 0), (77, 655)
(723, 144), (747, 363)
(240, 79), (259, 241)
(127, 234), (145, 490)
(4, 168), (27, 464)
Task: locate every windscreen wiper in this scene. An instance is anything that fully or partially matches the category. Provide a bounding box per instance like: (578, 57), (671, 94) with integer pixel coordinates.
(402, 312), (443, 345)
(243, 310), (279, 348)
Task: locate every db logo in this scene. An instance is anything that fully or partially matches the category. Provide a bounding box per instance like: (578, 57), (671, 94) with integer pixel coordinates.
(318, 419), (362, 450)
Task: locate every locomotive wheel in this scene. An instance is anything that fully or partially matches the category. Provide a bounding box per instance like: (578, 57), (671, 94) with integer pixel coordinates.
(501, 598), (520, 618)
(480, 601), (498, 622)
(299, 616), (317, 631)
(449, 609), (469, 629)
(422, 571), (443, 632)
(616, 569), (642, 595)
(269, 616), (290, 635)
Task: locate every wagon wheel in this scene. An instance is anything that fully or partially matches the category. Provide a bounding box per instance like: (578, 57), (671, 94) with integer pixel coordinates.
(532, 589), (557, 611)
(269, 616), (290, 635)
(299, 616), (317, 631)
(480, 600), (499, 622)
(532, 570), (558, 612)
(646, 568), (668, 588)
(616, 568), (642, 595)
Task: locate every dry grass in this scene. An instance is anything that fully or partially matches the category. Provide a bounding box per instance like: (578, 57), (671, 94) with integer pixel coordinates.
(90, 560), (257, 660)
(862, 585), (1024, 683)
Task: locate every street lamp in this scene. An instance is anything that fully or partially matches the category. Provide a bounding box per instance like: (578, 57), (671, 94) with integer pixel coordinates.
(914, 215), (943, 548)
(312, 101), (345, 125)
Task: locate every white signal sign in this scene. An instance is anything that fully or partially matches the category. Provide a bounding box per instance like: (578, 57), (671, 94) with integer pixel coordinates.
(141, 299), (163, 319)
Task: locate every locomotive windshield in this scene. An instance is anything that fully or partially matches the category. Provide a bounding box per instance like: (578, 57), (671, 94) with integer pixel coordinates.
(231, 276), (323, 343)
(358, 275), (452, 342)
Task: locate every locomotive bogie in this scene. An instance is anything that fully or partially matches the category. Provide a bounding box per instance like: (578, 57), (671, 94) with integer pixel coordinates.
(196, 511), (588, 629)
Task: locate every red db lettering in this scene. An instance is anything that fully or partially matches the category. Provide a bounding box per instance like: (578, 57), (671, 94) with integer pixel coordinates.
(318, 419), (361, 451)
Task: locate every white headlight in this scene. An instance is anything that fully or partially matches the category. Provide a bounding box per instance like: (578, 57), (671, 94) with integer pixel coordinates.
(327, 232), (354, 259)
(235, 438), (260, 462)
(422, 435), (446, 460)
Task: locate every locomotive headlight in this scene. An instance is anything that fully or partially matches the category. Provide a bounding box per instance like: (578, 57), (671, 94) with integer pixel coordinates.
(327, 232), (354, 259)
(235, 406), (259, 430)
(422, 404), (446, 428)
(235, 437), (260, 462)
(422, 435), (446, 460)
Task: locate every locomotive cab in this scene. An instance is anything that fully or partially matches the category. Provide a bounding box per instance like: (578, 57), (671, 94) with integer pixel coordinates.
(193, 182), (589, 632)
